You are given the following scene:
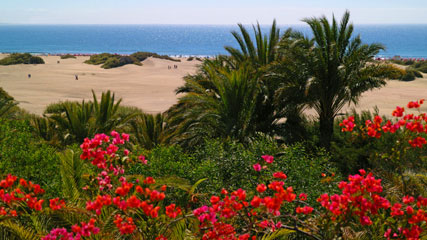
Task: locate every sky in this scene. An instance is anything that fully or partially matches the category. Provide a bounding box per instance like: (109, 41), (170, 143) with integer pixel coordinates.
(1, 0), (427, 25)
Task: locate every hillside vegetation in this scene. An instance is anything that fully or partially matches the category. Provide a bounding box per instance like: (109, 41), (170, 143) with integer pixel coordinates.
(0, 53), (45, 65)
(84, 51), (180, 69)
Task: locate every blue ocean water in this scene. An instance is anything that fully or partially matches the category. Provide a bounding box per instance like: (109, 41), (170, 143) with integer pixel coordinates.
(0, 24), (426, 58)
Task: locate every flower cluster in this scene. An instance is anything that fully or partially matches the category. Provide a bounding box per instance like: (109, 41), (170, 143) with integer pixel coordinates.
(22, 130), (425, 240)
(0, 174), (63, 215)
(340, 99), (427, 147)
(76, 131), (179, 236)
(42, 219), (100, 240)
(252, 155), (274, 172)
(193, 167), (314, 239)
(318, 169), (427, 239)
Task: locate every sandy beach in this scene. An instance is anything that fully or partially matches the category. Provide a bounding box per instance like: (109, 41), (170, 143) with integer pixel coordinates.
(0, 54), (199, 115)
(0, 54), (426, 116)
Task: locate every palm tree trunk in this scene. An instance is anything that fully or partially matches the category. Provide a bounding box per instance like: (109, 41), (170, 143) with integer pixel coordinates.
(319, 113), (334, 150)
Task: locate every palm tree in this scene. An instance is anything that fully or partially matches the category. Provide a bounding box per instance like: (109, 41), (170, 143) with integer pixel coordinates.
(130, 112), (167, 149)
(92, 90), (136, 133)
(48, 101), (95, 143)
(166, 63), (259, 147)
(224, 21), (285, 134)
(225, 20), (280, 67)
(45, 90), (137, 144)
(276, 11), (391, 148)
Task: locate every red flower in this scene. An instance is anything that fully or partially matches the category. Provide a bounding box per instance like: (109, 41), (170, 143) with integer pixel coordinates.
(299, 193), (307, 201)
(256, 184), (267, 193)
(165, 204), (182, 218)
(273, 171), (287, 180)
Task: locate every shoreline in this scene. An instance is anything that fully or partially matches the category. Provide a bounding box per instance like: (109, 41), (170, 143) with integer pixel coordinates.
(1, 52), (426, 61)
(0, 52), (215, 59)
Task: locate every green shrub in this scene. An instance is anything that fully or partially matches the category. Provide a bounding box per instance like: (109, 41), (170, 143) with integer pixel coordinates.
(187, 57), (194, 61)
(44, 100), (80, 114)
(400, 68), (422, 81)
(131, 51), (181, 62)
(60, 54), (76, 59)
(130, 52), (153, 61)
(332, 109), (427, 175)
(84, 53), (117, 65)
(404, 60), (415, 65)
(129, 137), (339, 206)
(0, 119), (61, 197)
(101, 57), (121, 69)
(85, 53), (142, 69)
(192, 138), (339, 205)
(417, 65), (427, 73)
(85, 52), (180, 69)
(0, 53), (45, 65)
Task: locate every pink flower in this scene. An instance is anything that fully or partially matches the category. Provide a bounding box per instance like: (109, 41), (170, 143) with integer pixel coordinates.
(123, 149), (129, 156)
(261, 155), (274, 164)
(138, 155), (147, 164)
(121, 133), (130, 141)
(253, 163), (261, 172)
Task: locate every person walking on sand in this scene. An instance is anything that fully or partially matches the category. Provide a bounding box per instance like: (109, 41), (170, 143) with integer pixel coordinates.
(75, 75), (78, 80)
(28, 74), (31, 78)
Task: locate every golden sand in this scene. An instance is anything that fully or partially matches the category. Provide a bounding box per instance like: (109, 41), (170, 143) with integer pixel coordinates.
(0, 54), (426, 116)
(0, 54), (199, 115)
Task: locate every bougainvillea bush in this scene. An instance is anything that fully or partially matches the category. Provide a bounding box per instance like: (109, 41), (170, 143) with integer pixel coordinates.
(0, 126), (425, 239)
(340, 100), (427, 196)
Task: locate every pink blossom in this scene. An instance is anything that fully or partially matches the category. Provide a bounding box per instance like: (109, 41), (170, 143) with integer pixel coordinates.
(253, 163), (261, 172)
(261, 155), (274, 164)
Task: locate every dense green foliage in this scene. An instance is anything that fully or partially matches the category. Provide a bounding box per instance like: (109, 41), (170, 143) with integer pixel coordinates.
(34, 91), (137, 145)
(128, 138), (339, 206)
(0, 119), (60, 196)
(59, 54), (76, 59)
(276, 11), (389, 149)
(0, 53), (44, 65)
(0, 11), (426, 240)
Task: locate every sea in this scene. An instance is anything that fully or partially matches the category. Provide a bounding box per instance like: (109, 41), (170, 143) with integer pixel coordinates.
(0, 24), (426, 58)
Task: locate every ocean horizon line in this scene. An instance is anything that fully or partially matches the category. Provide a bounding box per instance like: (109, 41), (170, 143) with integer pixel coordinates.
(1, 25), (427, 58)
(2, 23), (427, 27)
(2, 52), (427, 60)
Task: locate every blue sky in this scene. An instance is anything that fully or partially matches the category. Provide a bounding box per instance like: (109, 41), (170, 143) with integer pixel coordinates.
(1, 0), (427, 24)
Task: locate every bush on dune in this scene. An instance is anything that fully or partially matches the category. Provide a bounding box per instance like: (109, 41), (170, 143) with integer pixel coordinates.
(85, 53), (144, 69)
(391, 59), (427, 74)
(130, 51), (181, 62)
(60, 54), (76, 59)
(0, 53), (45, 65)
(85, 52), (181, 69)
(401, 68), (423, 81)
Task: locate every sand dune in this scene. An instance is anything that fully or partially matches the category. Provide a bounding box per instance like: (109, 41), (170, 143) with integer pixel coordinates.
(0, 54), (199, 115)
(0, 54), (426, 116)
(346, 77), (427, 116)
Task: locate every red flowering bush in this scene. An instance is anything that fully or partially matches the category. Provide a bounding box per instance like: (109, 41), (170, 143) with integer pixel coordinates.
(1, 130), (425, 239)
(318, 169), (426, 239)
(339, 100), (427, 194)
